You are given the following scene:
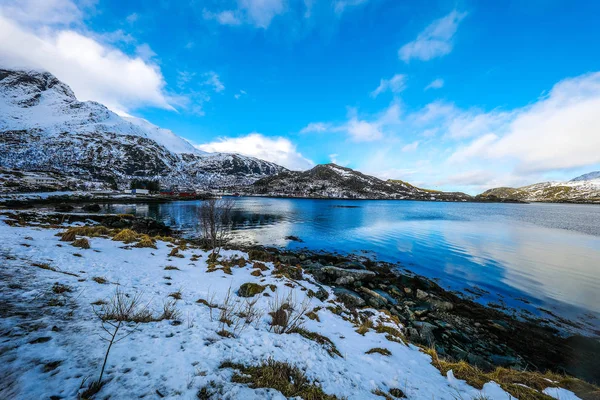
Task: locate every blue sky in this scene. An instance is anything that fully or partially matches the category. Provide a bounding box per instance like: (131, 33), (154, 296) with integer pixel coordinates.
(1, 0), (600, 193)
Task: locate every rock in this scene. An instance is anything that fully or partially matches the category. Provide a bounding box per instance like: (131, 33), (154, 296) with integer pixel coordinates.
(387, 285), (404, 298)
(335, 261), (367, 270)
(278, 255), (299, 265)
(403, 287), (412, 295)
(490, 354), (521, 367)
(54, 203), (74, 212)
(82, 203), (101, 212)
(333, 288), (365, 307)
(373, 289), (398, 306)
(285, 235), (303, 242)
(312, 266), (376, 285)
(238, 283), (266, 297)
(429, 299), (454, 311)
(413, 321), (437, 344)
(358, 287), (389, 307)
(416, 289), (429, 300)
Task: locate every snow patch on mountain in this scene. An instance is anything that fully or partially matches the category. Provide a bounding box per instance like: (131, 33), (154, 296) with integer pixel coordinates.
(0, 68), (285, 188)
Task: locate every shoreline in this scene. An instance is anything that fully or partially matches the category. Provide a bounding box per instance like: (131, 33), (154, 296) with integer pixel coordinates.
(2, 209), (599, 388)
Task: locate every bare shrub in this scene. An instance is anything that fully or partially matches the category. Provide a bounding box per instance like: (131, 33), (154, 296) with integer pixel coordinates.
(268, 291), (311, 334)
(217, 287), (264, 337)
(86, 288), (151, 397)
(160, 299), (181, 320)
(198, 198), (235, 259)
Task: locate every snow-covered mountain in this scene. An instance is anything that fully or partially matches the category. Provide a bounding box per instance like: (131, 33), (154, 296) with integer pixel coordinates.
(238, 163), (472, 201)
(478, 172), (600, 203)
(0, 68), (285, 189)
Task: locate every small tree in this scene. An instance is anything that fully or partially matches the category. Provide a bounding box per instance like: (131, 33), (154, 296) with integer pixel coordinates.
(198, 197), (235, 260)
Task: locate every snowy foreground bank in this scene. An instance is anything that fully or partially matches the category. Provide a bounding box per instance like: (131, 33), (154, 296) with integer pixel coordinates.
(0, 217), (582, 399)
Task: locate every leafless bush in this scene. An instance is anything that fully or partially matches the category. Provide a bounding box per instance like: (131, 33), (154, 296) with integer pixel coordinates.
(86, 288), (151, 397)
(198, 198), (235, 260)
(217, 287), (264, 337)
(160, 298), (181, 320)
(268, 291), (311, 334)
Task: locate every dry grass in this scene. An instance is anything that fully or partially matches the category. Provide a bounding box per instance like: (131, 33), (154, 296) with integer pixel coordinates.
(422, 347), (600, 400)
(365, 347), (392, 356)
(52, 282), (72, 294)
(169, 290), (183, 300)
(112, 229), (139, 244)
(221, 358), (342, 400)
(72, 238), (90, 249)
(134, 235), (157, 249)
(92, 277), (108, 284)
(60, 226), (112, 242)
(168, 247), (184, 258)
(164, 266), (180, 271)
(291, 328), (342, 358)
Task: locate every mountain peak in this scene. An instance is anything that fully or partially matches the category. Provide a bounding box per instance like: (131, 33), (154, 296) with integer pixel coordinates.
(570, 171), (600, 182)
(0, 68), (77, 107)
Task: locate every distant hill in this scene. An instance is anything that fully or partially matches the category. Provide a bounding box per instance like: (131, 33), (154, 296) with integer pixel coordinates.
(236, 163), (473, 201)
(477, 172), (600, 203)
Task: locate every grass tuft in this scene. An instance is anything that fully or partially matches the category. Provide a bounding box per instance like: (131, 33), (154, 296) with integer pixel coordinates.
(220, 358), (342, 400)
(72, 238), (90, 249)
(112, 229), (139, 244)
(365, 347), (392, 356)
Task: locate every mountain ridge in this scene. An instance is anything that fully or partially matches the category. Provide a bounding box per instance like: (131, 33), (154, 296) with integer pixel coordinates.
(235, 163), (474, 201)
(478, 173), (600, 203)
(0, 68), (286, 189)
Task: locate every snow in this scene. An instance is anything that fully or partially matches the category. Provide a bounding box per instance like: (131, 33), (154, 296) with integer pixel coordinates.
(0, 216), (574, 400)
(0, 68), (285, 189)
(544, 387), (582, 400)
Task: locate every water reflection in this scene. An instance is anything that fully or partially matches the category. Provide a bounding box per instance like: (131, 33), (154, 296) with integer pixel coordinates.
(99, 198), (600, 331)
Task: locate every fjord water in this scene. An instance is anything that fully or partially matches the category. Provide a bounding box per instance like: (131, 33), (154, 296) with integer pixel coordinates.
(103, 198), (600, 332)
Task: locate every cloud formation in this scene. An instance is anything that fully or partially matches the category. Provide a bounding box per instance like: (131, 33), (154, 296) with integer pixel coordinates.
(0, 15), (173, 114)
(399, 10), (467, 62)
(371, 74), (407, 97)
(449, 72), (600, 173)
(197, 133), (314, 170)
(425, 78), (444, 90)
(0, 1), (177, 114)
(203, 0), (286, 29)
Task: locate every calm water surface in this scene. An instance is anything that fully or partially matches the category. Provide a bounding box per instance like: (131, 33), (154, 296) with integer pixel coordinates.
(101, 198), (600, 332)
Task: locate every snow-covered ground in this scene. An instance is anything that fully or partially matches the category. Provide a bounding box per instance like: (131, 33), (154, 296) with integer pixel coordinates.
(0, 217), (582, 399)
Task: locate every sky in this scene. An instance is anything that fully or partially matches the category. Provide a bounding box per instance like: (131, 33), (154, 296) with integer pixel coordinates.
(1, 0), (600, 194)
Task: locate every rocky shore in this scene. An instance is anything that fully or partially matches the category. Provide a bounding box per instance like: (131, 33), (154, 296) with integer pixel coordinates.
(237, 246), (600, 386)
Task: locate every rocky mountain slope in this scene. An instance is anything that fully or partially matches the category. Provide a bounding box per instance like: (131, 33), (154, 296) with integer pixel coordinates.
(478, 172), (600, 203)
(238, 163), (472, 201)
(0, 68), (285, 189)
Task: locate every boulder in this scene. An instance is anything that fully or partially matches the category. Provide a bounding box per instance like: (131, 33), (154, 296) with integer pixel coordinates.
(312, 266), (376, 285)
(333, 288), (365, 307)
(238, 283), (266, 297)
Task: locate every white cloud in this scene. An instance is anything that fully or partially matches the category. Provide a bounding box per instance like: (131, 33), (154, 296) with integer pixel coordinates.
(425, 78), (444, 90)
(203, 71), (225, 93)
(0, 0), (84, 25)
(202, 9), (242, 26)
(449, 72), (600, 173)
(234, 90), (246, 99)
(347, 118), (382, 142)
(197, 133), (314, 170)
(334, 0), (368, 14)
(402, 141), (419, 152)
(329, 153), (349, 166)
(126, 13), (139, 24)
(371, 74), (407, 98)
(300, 122), (331, 134)
(399, 10), (467, 62)
(203, 0), (285, 29)
(0, 14), (174, 114)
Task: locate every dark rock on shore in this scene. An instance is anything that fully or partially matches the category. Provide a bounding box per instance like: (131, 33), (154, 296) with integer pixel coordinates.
(243, 245), (600, 385)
